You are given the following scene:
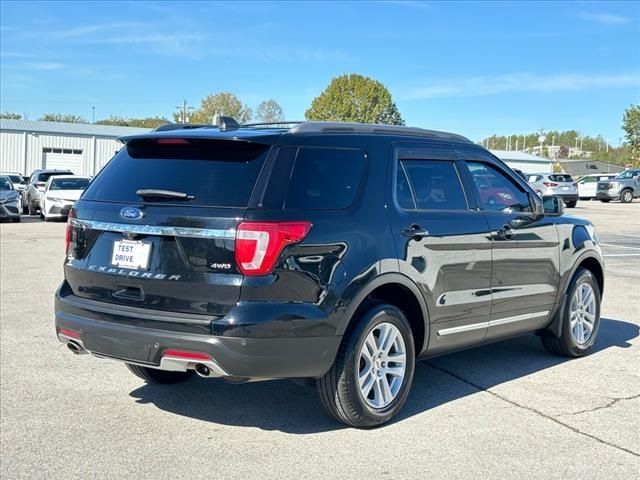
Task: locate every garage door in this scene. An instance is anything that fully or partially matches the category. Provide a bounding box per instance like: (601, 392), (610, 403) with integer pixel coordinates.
(43, 151), (83, 174)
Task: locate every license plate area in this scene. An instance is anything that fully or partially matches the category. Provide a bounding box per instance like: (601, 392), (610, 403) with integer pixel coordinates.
(111, 239), (152, 270)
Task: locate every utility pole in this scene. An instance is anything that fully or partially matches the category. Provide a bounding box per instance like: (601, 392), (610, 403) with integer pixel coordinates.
(92, 106), (95, 124)
(175, 99), (194, 124)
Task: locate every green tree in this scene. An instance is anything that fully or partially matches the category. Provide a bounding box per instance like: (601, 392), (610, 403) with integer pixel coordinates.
(305, 74), (404, 125)
(181, 92), (253, 124)
(255, 100), (284, 123)
(0, 112), (22, 119)
(39, 113), (86, 123)
(622, 104), (640, 163)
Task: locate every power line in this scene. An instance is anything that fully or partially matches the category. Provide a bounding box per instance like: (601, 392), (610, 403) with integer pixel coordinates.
(174, 99), (194, 124)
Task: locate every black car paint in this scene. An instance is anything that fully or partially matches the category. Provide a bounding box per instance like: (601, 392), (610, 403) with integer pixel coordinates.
(55, 127), (604, 380)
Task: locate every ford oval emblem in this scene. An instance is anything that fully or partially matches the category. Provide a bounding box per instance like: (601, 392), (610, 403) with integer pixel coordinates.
(120, 207), (144, 220)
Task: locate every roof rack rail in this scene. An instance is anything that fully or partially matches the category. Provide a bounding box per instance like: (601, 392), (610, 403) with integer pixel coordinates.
(241, 121), (304, 128)
(288, 121), (471, 143)
(153, 123), (215, 132)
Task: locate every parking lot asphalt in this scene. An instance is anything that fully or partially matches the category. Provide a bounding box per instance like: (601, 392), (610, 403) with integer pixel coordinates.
(1, 201), (639, 479)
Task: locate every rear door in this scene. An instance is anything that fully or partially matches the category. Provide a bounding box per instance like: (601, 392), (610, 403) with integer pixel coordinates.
(457, 149), (560, 340)
(65, 135), (276, 317)
(386, 144), (492, 355)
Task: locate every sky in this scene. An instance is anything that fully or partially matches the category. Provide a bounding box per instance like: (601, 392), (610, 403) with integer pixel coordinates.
(1, 0), (639, 143)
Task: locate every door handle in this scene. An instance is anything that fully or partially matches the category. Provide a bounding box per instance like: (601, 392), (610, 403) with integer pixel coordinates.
(402, 224), (429, 239)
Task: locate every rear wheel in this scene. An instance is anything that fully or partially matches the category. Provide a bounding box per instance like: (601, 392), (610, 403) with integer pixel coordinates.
(620, 189), (633, 203)
(317, 303), (415, 428)
(126, 364), (194, 384)
(600, 199), (611, 203)
(541, 268), (601, 358)
(565, 201), (577, 208)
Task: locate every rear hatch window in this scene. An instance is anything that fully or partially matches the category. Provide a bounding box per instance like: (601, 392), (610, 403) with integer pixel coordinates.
(548, 174), (574, 183)
(83, 138), (270, 207)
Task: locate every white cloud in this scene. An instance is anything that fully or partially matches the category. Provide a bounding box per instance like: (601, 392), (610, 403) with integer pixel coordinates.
(576, 11), (633, 25)
(403, 72), (640, 99)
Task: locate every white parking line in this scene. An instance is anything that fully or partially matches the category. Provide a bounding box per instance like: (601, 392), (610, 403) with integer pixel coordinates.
(600, 243), (640, 250)
(616, 233), (640, 239)
(603, 253), (640, 257)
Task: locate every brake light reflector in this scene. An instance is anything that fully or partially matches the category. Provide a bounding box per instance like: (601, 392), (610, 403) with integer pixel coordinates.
(65, 208), (75, 255)
(543, 182), (559, 187)
(163, 349), (211, 361)
(235, 221), (312, 275)
(59, 328), (80, 340)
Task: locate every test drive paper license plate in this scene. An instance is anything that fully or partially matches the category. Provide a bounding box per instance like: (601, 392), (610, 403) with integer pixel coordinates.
(111, 240), (152, 270)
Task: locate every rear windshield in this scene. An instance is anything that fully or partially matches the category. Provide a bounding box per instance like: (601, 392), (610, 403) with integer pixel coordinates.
(82, 138), (270, 207)
(50, 178), (90, 190)
(548, 174), (574, 182)
(37, 172), (70, 183)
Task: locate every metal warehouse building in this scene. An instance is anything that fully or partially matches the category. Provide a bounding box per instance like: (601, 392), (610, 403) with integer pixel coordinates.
(490, 149), (554, 174)
(0, 119), (151, 177)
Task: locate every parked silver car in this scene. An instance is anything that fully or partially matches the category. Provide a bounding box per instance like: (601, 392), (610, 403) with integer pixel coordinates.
(0, 175), (22, 222)
(526, 173), (579, 208)
(596, 168), (640, 203)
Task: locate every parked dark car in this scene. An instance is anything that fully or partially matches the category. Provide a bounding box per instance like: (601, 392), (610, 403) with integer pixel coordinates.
(55, 120), (604, 427)
(24, 169), (73, 215)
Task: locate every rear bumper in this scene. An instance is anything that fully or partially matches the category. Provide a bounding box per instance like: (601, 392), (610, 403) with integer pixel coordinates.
(54, 285), (341, 379)
(555, 193), (579, 202)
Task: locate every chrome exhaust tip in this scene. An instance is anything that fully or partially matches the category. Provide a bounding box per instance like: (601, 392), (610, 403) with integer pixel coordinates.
(194, 363), (213, 378)
(67, 342), (86, 355)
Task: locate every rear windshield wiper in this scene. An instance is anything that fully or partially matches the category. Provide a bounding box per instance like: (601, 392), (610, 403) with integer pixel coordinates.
(136, 189), (195, 200)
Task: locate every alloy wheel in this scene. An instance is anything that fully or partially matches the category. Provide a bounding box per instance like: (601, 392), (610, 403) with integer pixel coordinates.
(358, 322), (407, 409)
(570, 283), (597, 345)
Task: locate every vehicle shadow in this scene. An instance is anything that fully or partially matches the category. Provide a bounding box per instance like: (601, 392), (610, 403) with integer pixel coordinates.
(128, 317), (638, 433)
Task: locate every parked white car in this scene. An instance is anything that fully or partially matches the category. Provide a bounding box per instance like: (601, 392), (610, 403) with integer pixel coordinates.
(577, 173), (618, 200)
(40, 175), (91, 221)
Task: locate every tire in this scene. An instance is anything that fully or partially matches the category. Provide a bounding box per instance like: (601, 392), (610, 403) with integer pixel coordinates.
(12, 217), (21, 223)
(28, 200), (37, 216)
(317, 303), (416, 428)
(565, 201), (577, 208)
(620, 189), (633, 203)
(600, 199), (611, 203)
(541, 268), (601, 358)
(126, 364), (194, 384)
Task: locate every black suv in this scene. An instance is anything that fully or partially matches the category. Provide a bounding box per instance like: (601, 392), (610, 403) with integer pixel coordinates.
(55, 120), (604, 427)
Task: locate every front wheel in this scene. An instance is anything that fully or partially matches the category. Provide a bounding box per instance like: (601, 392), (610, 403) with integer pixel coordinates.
(565, 201), (577, 208)
(541, 268), (601, 357)
(126, 364), (195, 384)
(620, 189), (633, 203)
(317, 303), (415, 428)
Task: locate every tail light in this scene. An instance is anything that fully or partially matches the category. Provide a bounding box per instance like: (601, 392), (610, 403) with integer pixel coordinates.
(543, 182), (558, 187)
(65, 208), (75, 255)
(235, 221), (312, 276)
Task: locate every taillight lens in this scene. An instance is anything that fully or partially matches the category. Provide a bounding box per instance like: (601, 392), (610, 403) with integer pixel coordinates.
(235, 221), (312, 276)
(65, 208), (75, 255)
(543, 182), (558, 187)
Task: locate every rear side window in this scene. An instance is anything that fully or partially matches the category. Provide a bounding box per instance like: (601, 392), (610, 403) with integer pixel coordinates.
(548, 174), (574, 182)
(285, 147), (365, 210)
(398, 159), (468, 210)
(82, 138), (270, 207)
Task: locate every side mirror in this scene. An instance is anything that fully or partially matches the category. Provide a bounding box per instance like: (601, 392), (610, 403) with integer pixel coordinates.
(542, 195), (564, 216)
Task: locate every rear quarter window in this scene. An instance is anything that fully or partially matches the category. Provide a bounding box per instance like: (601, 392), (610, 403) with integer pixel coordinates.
(284, 147), (365, 210)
